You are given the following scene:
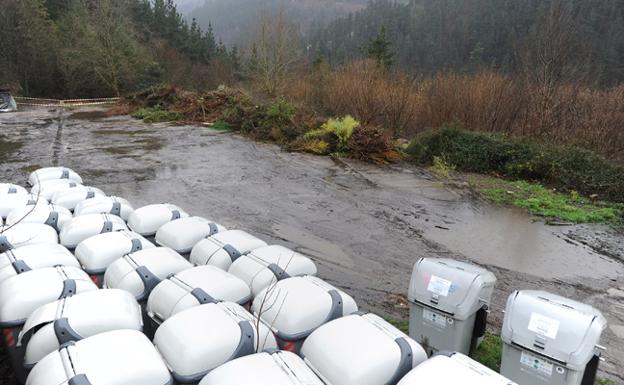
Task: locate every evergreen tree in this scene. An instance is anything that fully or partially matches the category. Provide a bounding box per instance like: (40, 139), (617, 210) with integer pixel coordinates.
(367, 26), (394, 69)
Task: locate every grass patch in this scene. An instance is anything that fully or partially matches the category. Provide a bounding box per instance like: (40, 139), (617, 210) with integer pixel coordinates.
(407, 125), (624, 203)
(131, 106), (183, 123)
(472, 333), (503, 372)
(211, 121), (231, 131)
(472, 176), (623, 224)
(385, 317), (409, 334)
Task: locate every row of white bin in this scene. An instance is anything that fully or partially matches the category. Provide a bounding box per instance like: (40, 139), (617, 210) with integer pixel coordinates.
(0, 167), (517, 385)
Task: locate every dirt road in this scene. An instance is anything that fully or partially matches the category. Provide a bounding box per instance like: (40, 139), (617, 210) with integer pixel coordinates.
(1, 108), (622, 382)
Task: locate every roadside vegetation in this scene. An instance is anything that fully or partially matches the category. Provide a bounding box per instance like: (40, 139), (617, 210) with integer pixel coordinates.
(120, 86), (623, 225)
(471, 177), (623, 224)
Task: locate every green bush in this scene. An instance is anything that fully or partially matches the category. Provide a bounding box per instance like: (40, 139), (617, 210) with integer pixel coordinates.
(305, 115), (360, 153)
(131, 106), (182, 123)
(407, 125), (624, 202)
(222, 97), (300, 141)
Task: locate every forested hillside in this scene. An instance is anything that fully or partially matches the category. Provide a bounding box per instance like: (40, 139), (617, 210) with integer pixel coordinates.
(190, 0), (367, 44)
(308, 0), (624, 86)
(0, 0), (238, 97)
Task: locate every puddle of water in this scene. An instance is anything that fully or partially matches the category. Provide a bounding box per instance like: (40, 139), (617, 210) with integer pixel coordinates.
(424, 204), (623, 280)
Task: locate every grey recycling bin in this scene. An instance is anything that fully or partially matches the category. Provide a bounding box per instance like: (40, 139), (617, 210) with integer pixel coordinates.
(501, 290), (607, 385)
(408, 258), (496, 356)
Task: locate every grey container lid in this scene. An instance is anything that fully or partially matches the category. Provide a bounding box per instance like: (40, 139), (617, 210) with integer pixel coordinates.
(408, 258), (496, 320)
(501, 290), (607, 370)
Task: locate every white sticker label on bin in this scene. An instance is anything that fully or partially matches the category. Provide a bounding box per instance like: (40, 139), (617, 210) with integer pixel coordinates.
(528, 313), (560, 339)
(427, 275), (452, 296)
(520, 351), (553, 377)
(423, 308), (447, 328)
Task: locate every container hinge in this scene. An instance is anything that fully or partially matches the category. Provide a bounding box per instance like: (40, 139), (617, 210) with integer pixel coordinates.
(208, 223), (219, 236)
(384, 338), (413, 385)
(0, 235), (14, 253)
(45, 211), (60, 231)
(110, 202), (121, 217)
(61, 169), (70, 179)
(69, 374), (92, 385)
(12, 260), (31, 274)
(229, 321), (255, 360)
(59, 279), (77, 299)
(135, 266), (161, 300)
(224, 244), (242, 262)
(324, 290), (344, 323)
(190, 288), (218, 305)
(130, 238), (143, 253)
(86, 191), (95, 199)
(267, 263), (290, 281)
(54, 318), (83, 345)
(171, 210), (181, 220)
(100, 221), (113, 234)
(8, 187), (17, 194)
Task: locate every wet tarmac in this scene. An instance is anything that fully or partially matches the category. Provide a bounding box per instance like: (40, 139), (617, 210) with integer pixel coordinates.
(1, 108), (623, 382)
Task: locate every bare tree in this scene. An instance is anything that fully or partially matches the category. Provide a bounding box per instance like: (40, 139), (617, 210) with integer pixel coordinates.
(246, 9), (303, 96)
(517, 0), (592, 138)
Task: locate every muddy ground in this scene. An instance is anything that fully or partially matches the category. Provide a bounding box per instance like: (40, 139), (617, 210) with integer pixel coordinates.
(1, 108), (623, 383)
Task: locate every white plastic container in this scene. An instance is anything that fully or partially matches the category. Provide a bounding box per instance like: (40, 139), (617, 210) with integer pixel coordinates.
(253, 276), (358, 353)
(155, 216), (227, 254)
(408, 258), (497, 355)
(51, 185), (105, 211)
(28, 167), (82, 186)
(0, 266), (98, 383)
(0, 223), (59, 253)
(199, 351), (324, 385)
(190, 230), (268, 270)
(59, 213), (128, 248)
(20, 289), (143, 367)
(127, 203), (189, 236)
(74, 196), (134, 220)
(74, 230), (154, 287)
(6, 203), (72, 231)
(154, 301), (278, 384)
(228, 245), (317, 297)
(301, 313), (428, 385)
(25, 330), (172, 385)
(30, 179), (83, 201)
(0, 266), (98, 327)
(0, 243), (79, 285)
(104, 247), (192, 301)
(397, 352), (516, 385)
(0, 183), (28, 195)
(0, 192), (45, 219)
(147, 265), (251, 327)
(500, 290), (607, 385)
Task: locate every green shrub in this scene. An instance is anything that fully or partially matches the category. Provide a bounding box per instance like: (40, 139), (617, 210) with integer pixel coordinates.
(131, 106), (182, 123)
(211, 121), (231, 131)
(222, 97), (300, 141)
(305, 115), (360, 153)
(407, 125), (624, 202)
